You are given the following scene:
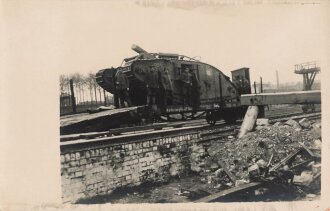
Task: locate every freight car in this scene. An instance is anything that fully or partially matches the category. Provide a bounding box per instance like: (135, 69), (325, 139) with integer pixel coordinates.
(96, 45), (251, 125)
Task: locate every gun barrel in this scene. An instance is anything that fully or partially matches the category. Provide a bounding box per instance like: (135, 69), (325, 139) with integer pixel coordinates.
(131, 44), (148, 54)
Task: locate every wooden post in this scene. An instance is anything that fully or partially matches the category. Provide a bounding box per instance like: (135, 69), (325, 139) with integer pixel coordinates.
(238, 106), (259, 138)
(254, 81), (257, 94)
(260, 77), (263, 93)
(69, 79), (77, 113)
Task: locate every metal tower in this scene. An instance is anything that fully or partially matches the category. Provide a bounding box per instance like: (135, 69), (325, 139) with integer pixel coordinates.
(294, 61), (320, 91)
(294, 61), (320, 112)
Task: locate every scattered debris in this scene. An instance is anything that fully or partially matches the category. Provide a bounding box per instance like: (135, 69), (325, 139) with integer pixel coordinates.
(293, 171), (314, 186)
(198, 117), (321, 201)
(285, 119), (302, 130)
(299, 118), (311, 129)
(313, 139), (321, 149)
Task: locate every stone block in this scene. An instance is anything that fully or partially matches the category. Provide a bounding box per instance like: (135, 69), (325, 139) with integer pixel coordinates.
(132, 159), (139, 164)
(103, 148), (108, 155)
(64, 154), (71, 162)
(95, 149), (100, 156)
(313, 139), (322, 149)
(75, 171), (83, 177)
(63, 163), (70, 169)
(299, 118), (311, 129)
(126, 175), (132, 181)
(90, 150), (95, 157)
(67, 167), (76, 173)
(69, 161), (78, 167)
(61, 155), (65, 163)
(70, 153), (76, 161)
(99, 149), (104, 156)
(312, 163), (321, 175)
(143, 142), (149, 148)
(293, 171), (313, 186)
(127, 151), (133, 156)
(285, 119), (302, 129)
(75, 152), (80, 160)
(80, 159), (87, 165)
(86, 184), (94, 191)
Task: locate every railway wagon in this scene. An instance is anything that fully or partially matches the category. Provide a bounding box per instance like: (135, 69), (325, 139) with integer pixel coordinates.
(96, 45), (251, 124)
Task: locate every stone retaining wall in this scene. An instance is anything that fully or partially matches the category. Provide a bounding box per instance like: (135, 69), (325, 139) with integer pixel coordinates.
(60, 127), (206, 203)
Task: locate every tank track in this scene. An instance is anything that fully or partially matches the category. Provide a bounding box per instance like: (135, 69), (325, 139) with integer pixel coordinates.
(95, 69), (113, 93)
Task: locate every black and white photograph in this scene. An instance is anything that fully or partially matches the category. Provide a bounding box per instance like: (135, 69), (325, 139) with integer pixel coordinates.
(2, 0), (329, 210)
(58, 0), (323, 205)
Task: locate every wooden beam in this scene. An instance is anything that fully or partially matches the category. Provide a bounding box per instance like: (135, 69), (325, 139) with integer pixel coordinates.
(269, 148), (303, 172)
(240, 90), (321, 106)
(217, 160), (236, 184)
(195, 182), (262, 202)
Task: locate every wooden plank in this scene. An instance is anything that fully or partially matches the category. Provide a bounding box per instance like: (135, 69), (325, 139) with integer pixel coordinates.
(195, 182), (262, 202)
(60, 131), (110, 142)
(108, 123), (168, 135)
(290, 159), (312, 170)
(269, 148), (303, 172)
(240, 90), (321, 106)
(217, 160), (236, 184)
(168, 122), (185, 128)
(60, 106), (147, 135)
(60, 123), (169, 141)
(60, 106), (142, 127)
(299, 142), (320, 158)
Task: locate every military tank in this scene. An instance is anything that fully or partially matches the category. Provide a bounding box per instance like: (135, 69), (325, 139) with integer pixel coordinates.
(96, 45), (251, 124)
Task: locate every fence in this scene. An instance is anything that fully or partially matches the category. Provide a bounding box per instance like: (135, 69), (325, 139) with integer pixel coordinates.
(60, 77), (114, 116)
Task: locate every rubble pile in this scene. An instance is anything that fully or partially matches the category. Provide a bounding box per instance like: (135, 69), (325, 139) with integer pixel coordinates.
(201, 118), (321, 194)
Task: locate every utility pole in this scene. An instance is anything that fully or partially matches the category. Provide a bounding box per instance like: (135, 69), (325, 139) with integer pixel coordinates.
(276, 70), (279, 90)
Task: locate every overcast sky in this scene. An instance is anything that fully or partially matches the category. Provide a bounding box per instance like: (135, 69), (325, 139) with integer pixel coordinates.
(3, 1), (328, 84)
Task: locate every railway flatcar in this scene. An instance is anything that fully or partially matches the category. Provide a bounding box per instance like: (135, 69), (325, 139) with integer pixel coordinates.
(96, 45), (251, 124)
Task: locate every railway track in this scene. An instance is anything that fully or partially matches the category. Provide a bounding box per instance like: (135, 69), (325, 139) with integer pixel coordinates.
(60, 110), (321, 143)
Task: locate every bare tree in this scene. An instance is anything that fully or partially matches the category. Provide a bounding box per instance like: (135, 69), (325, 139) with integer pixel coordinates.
(87, 73), (95, 104)
(93, 77), (98, 105)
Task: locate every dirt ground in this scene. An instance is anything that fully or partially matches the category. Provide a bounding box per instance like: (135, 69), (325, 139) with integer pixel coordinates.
(78, 171), (320, 204)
